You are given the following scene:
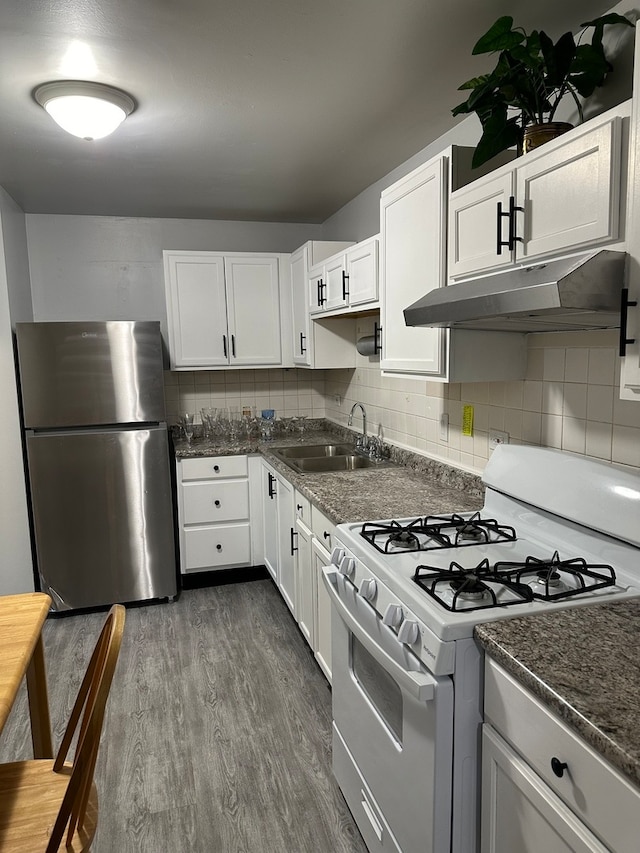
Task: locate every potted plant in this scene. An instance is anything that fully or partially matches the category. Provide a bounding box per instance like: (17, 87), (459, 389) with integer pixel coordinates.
(452, 13), (633, 168)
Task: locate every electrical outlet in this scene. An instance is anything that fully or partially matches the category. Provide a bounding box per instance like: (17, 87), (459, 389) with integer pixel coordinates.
(489, 430), (509, 450)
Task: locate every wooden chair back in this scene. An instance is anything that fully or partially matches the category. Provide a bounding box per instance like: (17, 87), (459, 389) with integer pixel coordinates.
(46, 604), (125, 852)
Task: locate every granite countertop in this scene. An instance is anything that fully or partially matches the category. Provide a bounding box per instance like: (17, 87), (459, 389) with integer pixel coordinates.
(475, 600), (640, 789)
(173, 425), (484, 524)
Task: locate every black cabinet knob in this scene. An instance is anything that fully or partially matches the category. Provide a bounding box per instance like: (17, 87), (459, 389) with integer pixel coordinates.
(214, 500), (221, 507)
(216, 543), (222, 551)
(551, 757), (568, 778)
(213, 465), (220, 472)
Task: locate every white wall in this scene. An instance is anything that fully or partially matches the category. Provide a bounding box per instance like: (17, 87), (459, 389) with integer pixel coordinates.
(0, 188), (35, 593)
(25, 215), (323, 350)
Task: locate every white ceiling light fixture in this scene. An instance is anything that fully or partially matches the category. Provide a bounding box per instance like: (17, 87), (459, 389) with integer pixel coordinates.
(34, 81), (136, 141)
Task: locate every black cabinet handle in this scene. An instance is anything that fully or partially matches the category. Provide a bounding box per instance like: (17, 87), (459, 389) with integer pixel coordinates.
(290, 528), (298, 556)
(231, 334), (236, 358)
(296, 504), (303, 511)
(216, 543), (222, 551)
(214, 499), (221, 507)
(342, 270), (349, 300)
(496, 201), (510, 255)
(508, 195), (524, 251)
(318, 278), (326, 306)
(213, 465), (220, 472)
(619, 287), (637, 357)
(222, 334), (228, 358)
(267, 472), (276, 499)
(551, 757), (568, 778)
(323, 531), (330, 540)
(300, 332), (307, 355)
(373, 321), (382, 355)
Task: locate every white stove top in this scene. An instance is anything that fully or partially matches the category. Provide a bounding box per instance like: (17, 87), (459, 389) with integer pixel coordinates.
(332, 446), (640, 649)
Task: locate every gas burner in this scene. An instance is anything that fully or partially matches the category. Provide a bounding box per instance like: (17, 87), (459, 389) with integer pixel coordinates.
(413, 559), (534, 612)
(360, 512), (517, 554)
(494, 551), (617, 601)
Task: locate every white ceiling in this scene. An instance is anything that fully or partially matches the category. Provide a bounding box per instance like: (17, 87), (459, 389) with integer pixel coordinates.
(0, 0), (619, 223)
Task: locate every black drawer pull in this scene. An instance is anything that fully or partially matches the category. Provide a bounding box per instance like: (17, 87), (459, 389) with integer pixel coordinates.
(216, 543), (222, 551)
(551, 757), (568, 778)
(213, 465), (220, 472)
(297, 504), (303, 511)
(214, 500), (221, 507)
(323, 531), (330, 540)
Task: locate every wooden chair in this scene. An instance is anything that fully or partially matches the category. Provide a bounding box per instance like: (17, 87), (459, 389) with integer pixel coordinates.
(0, 603), (125, 852)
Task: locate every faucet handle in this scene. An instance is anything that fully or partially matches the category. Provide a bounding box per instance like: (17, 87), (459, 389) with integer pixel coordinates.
(355, 435), (368, 451)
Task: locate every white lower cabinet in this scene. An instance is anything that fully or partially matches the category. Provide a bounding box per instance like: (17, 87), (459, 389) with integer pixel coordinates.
(294, 515), (313, 646)
(260, 459), (296, 615)
(311, 537), (332, 682)
(176, 455), (252, 573)
(482, 658), (640, 853)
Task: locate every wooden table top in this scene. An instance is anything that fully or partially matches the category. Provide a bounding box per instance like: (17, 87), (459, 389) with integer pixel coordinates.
(0, 593), (51, 734)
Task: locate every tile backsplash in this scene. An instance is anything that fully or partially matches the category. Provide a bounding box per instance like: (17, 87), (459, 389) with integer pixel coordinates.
(164, 323), (640, 475)
(324, 320), (640, 474)
(164, 367), (326, 423)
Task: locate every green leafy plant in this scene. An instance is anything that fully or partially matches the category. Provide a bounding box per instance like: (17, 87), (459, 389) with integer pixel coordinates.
(452, 13), (633, 168)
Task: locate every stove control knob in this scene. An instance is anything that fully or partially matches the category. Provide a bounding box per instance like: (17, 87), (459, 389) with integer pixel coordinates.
(338, 556), (355, 578)
(398, 619), (419, 645)
(329, 547), (345, 568)
(358, 578), (377, 601)
(383, 603), (404, 628)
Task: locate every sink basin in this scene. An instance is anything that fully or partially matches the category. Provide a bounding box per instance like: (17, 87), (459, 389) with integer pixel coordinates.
(272, 445), (394, 474)
(276, 443), (355, 459)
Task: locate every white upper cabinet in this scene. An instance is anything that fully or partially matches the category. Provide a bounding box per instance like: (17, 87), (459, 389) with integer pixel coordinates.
(308, 236), (379, 315)
(449, 111), (625, 280)
(380, 156), (447, 375)
(380, 147), (527, 381)
(290, 241), (357, 369)
(164, 250), (286, 370)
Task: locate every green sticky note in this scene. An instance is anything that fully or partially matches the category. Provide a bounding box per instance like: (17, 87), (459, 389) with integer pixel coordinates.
(462, 405), (474, 436)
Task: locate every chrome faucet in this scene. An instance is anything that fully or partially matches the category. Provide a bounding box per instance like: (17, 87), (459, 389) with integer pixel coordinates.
(348, 402), (368, 450)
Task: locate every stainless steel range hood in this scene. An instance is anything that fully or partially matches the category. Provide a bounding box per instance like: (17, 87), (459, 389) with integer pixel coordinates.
(404, 250), (626, 332)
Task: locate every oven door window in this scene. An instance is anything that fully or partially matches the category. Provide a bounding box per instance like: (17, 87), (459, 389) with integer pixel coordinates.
(351, 633), (403, 743)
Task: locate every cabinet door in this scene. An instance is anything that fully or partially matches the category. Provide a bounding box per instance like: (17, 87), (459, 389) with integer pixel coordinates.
(276, 473), (296, 616)
(308, 269), (325, 315)
(324, 255), (349, 311)
(380, 157), (446, 375)
(448, 172), (514, 279)
(261, 462), (279, 582)
(295, 519), (313, 646)
(224, 256), (281, 365)
(346, 237), (379, 306)
(291, 246), (311, 366)
(164, 253), (228, 368)
(311, 538), (332, 683)
(515, 116), (621, 262)
(481, 725), (608, 853)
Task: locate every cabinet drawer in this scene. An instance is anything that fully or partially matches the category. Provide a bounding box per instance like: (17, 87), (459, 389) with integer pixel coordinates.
(181, 480), (249, 524)
(183, 523), (251, 571)
(311, 506), (335, 551)
(484, 658), (640, 853)
(180, 455), (248, 481)
(294, 491), (311, 524)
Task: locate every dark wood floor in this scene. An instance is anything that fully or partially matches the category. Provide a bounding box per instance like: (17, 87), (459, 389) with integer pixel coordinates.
(0, 578), (368, 853)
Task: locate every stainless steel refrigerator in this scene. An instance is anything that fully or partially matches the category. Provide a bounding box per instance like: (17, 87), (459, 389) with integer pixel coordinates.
(15, 320), (178, 611)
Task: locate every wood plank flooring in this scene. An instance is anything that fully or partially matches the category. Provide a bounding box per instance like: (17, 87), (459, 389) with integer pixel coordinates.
(0, 578), (368, 853)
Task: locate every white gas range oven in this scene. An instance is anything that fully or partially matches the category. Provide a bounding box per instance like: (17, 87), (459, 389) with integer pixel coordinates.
(322, 445), (640, 853)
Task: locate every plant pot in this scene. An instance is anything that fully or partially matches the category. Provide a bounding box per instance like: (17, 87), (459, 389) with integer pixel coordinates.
(521, 122), (573, 155)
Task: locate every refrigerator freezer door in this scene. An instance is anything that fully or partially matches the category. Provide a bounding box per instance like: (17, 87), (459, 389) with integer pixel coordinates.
(26, 425), (177, 611)
(16, 321), (166, 428)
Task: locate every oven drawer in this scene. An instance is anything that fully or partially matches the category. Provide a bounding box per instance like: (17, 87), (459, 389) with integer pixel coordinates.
(484, 657), (640, 853)
(333, 725), (402, 853)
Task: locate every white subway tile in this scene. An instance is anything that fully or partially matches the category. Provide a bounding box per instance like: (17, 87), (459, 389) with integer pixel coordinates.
(612, 426), (640, 467)
(586, 385), (614, 423)
(522, 381), (543, 413)
(563, 348), (589, 383)
(541, 414), (562, 448)
(587, 348), (616, 386)
(562, 383), (587, 419)
(543, 348), (565, 381)
(561, 417), (586, 454)
(585, 421), (612, 460)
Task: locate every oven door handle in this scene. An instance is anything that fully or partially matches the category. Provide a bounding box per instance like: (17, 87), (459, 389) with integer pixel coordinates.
(323, 569), (435, 702)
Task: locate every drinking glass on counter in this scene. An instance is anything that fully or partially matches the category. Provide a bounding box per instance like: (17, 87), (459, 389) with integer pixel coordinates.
(200, 407), (216, 438)
(180, 413), (195, 444)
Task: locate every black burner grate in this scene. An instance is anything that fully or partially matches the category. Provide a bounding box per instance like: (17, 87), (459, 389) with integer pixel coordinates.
(361, 512), (517, 554)
(413, 559), (534, 612)
(494, 551), (617, 601)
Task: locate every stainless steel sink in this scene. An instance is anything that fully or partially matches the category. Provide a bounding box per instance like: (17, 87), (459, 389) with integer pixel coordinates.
(275, 443), (355, 459)
(272, 444), (394, 474)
